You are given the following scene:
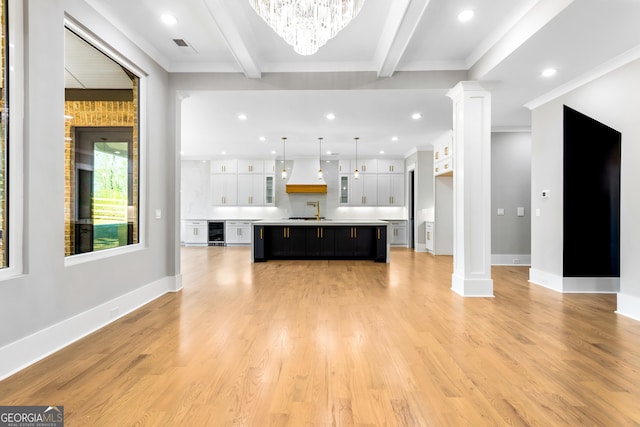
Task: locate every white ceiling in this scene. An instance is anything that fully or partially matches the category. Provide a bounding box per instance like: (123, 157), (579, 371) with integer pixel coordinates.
(81, 0), (640, 159)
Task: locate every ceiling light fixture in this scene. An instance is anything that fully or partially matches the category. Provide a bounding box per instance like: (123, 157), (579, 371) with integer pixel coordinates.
(259, 136), (266, 141)
(281, 137), (288, 180)
(353, 137), (360, 180)
(542, 68), (557, 77)
(326, 113), (336, 120)
(457, 9), (474, 22)
(391, 136), (398, 141)
(317, 137), (324, 180)
(161, 14), (177, 26)
(237, 113), (248, 120)
(411, 112), (422, 120)
(248, 0), (367, 56)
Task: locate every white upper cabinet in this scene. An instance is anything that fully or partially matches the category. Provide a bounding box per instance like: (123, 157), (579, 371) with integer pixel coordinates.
(351, 159), (377, 174)
(211, 159), (237, 174)
(377, 174), (404, 206)
(433, 136), (453, 176)
(237, 174), (265, 206)
(377, 159), (404, 174)
(237, 159), (265, 174)
(211, 174), (238, 206)
(350, 175), (378, 206)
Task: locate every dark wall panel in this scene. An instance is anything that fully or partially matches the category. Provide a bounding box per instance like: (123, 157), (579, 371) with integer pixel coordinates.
(563, 106), (621, 277)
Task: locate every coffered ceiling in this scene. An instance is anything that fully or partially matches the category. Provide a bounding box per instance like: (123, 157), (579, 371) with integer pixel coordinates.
(80, 0), (640, 159)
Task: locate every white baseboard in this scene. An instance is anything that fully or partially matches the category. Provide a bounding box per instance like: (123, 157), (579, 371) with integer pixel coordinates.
(0, 275), (181, 381)
(491, 254), (531, 266)
(529, 268), (619, 293)
(617, 293), (640, 321)
(451, 273), (494, 297)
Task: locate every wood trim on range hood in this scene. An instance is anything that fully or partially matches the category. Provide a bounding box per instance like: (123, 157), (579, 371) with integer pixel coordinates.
(286, 184), (327, 193)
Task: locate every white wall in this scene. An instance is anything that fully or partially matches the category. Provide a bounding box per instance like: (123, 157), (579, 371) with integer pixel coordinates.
(0, 0), (177, 379)
(531, 57), (640, 315)
(491, 132), (531, 264)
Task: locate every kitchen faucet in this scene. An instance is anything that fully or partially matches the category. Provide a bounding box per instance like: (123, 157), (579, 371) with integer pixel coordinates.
(307, 201), (320, 221)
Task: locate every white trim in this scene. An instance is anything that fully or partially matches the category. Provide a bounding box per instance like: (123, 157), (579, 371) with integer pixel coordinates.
(0, 275), (181, 381)
(492, 254), (531, 266)
(561, 277), (619, 294)
(62, 17), (148, 261)
(529, 268), (564, 292)
(451, 274), (495, 297)
(0, 0), (25, 282)
(525, 43), (640, 110)
(616, 293), (640, 322)
(529, 268), (619, 293)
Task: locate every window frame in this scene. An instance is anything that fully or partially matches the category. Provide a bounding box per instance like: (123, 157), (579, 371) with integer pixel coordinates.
(63, 18), (147, 267)
(0, 0), (24, 281)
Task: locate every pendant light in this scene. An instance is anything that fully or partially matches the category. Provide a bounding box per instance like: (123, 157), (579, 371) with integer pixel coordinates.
(281, 137), (288, 179)
(353, 137), (360, 180)
(317, 137), (324, 180)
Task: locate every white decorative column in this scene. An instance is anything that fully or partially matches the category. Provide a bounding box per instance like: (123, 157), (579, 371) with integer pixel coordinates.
(447, 81), (493, 297)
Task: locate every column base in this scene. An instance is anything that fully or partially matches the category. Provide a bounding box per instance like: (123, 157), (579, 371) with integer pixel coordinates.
(451, 273), (494, 297)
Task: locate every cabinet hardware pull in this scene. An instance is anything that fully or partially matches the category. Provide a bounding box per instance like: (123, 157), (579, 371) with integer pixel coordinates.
(427, 232), (431, 240)
(354, 227), (357, 238)
(260, 228), (263, 239)
(321, 228), (323, 238)
(317, 227), (320, 238)
(377, 228), (380, 239)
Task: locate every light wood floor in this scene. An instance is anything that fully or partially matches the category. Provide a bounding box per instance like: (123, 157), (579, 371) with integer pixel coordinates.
(2, 247), (640, 426)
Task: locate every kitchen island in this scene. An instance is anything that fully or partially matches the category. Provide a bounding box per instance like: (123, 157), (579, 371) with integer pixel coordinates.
(252, 219), (389, 263)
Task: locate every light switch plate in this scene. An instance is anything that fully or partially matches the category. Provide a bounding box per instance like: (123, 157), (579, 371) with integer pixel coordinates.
(155, 209), (162, 219)
(517, 207), (525, 217)
(497, 208), (505, 216)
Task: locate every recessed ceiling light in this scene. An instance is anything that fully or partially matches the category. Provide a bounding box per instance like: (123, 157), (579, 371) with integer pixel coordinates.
(326, 113), (336, 120)
(237, 113), (247, 120)
(271, 150), (276, 154)
(180, 151), (184, 155)
(326, 150), (332, 155)
(411, 113), (422, 120)
(458, 9), (474, 22)
(391, 136), (398, 141)
(221, 151), (226, 155)
(161, 14), (177, 26)
(379, 150), (385, 155)
(541, 68), (557, 77)
(259, 136), (266, 141)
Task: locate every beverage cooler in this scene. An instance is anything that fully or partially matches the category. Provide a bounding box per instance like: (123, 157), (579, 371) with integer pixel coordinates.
(208, 221), (225, 246)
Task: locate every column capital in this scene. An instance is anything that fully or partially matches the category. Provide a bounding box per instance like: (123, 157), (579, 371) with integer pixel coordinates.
(447, 81), (488, 100)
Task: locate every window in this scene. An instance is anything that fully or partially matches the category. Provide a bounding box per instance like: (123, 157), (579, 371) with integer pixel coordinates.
(64, 27), (140, 256)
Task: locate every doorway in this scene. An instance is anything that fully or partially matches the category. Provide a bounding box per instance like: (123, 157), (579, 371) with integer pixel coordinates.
(409, 169), (415, 249)
(74, 127), (134, 254)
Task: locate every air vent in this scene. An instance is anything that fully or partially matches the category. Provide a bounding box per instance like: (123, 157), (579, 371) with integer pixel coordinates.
(173, 39), (189, 47)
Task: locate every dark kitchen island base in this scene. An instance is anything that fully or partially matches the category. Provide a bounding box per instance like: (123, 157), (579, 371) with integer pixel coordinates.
(252, 220), (389, 263)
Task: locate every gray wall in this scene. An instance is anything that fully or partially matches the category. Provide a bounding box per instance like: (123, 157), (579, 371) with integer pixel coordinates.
(531, 57), (640, 303)
(491, 132), (531, 259)
(0, 0), (175, 371)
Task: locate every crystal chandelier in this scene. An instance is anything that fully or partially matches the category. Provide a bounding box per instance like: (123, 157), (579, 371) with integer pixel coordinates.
(248, 0), (367, 56)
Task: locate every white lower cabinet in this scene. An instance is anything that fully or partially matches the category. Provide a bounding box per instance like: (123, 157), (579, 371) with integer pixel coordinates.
(388, 221), (407, 246)
(425, 221), (434, 253)
(225, 221), (252, 245)
(183, 220), (208, 246)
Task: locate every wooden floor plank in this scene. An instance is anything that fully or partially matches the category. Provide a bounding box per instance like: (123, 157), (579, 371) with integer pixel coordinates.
(2, 246), (640, 426)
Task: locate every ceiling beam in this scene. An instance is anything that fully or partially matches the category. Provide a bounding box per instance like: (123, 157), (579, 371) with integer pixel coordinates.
(201, 0), (262, 79)
(375, 0), (431, 78)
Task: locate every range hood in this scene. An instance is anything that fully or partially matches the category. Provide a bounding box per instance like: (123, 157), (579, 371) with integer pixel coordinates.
(286, 158), (327, 193)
